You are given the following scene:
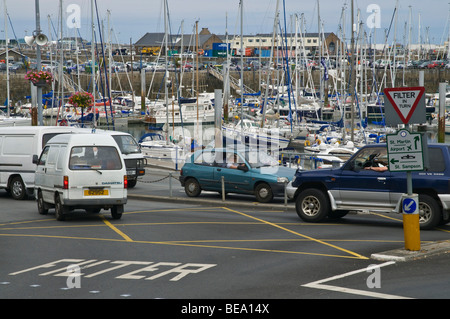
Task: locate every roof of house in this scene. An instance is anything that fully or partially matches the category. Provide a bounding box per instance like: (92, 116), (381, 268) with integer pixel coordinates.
(135, 32), (222, 48)
(0, 48), (27, 58)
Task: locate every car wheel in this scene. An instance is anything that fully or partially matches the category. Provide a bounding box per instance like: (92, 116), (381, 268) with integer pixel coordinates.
(10, 176), (26, 200)
(295, 189), (330, 222)
(111, 205), (123, 219)
(418, 194), (441, 230)
(37, 190), (48, 215)
(254, 183), (273, 203)
(185, 178), (201, 197)
(54, 194), (67, 221)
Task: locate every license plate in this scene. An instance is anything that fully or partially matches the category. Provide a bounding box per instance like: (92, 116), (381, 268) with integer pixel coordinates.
(84, 189), (109, 196)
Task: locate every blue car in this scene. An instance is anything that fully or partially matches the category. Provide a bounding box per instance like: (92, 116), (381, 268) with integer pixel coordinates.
(180, 148), (296, 202)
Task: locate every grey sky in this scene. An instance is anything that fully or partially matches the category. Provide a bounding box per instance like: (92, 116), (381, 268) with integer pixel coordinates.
(1, 0), (449, 45)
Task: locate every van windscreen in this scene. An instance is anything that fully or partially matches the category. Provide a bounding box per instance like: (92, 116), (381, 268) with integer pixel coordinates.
(69, 146), (122, 170)
(112, 135), (141, 154)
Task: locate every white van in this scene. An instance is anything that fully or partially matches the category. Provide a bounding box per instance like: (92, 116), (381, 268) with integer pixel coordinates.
(0, 126), (93, 199)
(0, 126), (146, 199)
(33, 133), (127, 221)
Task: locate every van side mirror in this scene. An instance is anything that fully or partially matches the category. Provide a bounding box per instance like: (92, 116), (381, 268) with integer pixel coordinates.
(32, 155), (39, 164)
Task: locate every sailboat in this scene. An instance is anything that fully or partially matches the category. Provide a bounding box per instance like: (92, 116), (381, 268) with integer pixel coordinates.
(222, 118), (291, 150)
(138, 132), (188, 165)
(145, 92), (216, 129)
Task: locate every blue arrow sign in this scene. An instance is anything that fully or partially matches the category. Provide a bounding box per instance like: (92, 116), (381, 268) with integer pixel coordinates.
(403, 198), (417, 214)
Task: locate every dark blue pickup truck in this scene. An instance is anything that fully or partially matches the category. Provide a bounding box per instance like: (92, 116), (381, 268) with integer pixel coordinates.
(286, 143), (450, 230)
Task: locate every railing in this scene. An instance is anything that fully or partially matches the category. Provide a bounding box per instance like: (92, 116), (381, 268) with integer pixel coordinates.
(208, 66), (256, 94)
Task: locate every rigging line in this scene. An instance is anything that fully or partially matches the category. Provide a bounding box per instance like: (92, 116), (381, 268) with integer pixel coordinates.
(94, 0), (114, 129)
(282, 0), (293, 131)
(6, 12), (28, 71)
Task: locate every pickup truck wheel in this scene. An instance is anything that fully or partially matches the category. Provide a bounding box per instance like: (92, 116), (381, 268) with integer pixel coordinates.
(295, 189), (330, 222)
(255, 183), (273, 203)
(185, 178), (201, 197)
(418, 194), (441, 230)
(127, 179), (137, 188)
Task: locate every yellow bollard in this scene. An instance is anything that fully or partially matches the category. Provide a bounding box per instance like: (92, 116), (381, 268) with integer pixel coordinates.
(402, 194), (421, 251)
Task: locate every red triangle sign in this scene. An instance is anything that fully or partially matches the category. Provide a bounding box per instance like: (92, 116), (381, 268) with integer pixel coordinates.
(384, 87), (425, 124)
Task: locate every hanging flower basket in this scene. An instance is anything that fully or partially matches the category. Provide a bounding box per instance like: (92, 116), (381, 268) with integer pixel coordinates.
(68, 91), (94, 109)
(25, 70), (53, 87)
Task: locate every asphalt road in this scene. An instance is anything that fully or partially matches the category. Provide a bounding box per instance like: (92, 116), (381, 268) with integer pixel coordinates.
(1, 167), (450, 308)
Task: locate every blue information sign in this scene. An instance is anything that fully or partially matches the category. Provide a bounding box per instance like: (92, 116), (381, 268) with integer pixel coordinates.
(402, 198), (417, 214)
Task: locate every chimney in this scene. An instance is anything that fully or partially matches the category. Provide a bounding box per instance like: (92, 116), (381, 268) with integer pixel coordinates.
(199, 28), (211, 35)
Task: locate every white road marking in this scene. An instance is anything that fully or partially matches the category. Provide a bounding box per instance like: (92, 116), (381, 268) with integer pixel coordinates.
(302, 261), (413, 299)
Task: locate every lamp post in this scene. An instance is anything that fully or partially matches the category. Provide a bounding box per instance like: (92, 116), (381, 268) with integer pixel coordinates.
(35, 0), (43, 126)
(25, 0), (48, 125)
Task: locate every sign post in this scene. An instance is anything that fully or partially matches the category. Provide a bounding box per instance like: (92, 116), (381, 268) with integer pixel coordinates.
(385, 87), (426, 251)
(387, 129), (423, 251)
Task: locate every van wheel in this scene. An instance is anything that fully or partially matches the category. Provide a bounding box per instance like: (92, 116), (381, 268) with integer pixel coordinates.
(10, 176), (26, 200)
(54, 194), (67, 221)
(255, 183), (273, 203)
(37, 190), (48, 215)
(111, 205), (123, 219)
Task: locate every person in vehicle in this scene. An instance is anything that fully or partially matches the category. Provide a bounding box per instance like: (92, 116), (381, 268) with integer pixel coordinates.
(226, 153), (245, 169)
(364, 165), (388, 172)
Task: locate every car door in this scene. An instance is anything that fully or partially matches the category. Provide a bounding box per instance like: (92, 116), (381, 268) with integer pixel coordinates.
(191, 149), (217, 191)
(337, 146), (393, 209)
(214, 151), (251, 194)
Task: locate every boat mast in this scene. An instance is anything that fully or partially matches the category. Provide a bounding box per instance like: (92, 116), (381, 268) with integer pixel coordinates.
(448, 4), (450, 62)
(4, 0), (9, 117)
(223, 12), (230, 123)
(91, 0), (96, 126)
(239, 0), (244, 133)
(59, 0), (64, 123)
(391, 0), (399, 87)
(47, 14), (56, 124)
(260, 0), (280, 128)
(317, 0), (323, 117)
(350, 0), (356, 142)
(164, 0), (169, 145)
(195, 20), (199, 140)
